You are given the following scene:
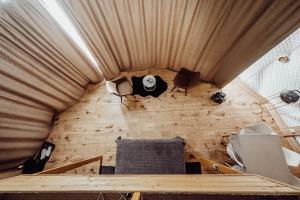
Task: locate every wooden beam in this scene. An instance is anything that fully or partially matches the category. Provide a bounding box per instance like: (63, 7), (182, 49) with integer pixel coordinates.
(186, 144), (241, 174)
(37, 156), (102, 174)
(0, 169), (22, 180)
(282, 133), (300, 137)
(285, 137), (300, 154)
(132, 192), (141, 200)
(0, 175), (299, 195)
(191, 152), (242, 174)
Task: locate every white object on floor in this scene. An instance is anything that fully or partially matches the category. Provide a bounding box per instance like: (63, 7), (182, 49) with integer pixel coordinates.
(228, 122), (300, 186)
(282, 147), (300, 167)
(230, 134), (292, 184)
(40, 146), (52, 160)
(226, 143), (244, 168)
(106, 81), (118, 94)
(143, 75), (156, 91)
(296, 136), (300, 145)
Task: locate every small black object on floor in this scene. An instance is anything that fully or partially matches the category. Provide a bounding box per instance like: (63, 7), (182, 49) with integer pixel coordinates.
(132, 75), (168, 97)
(185, 162), (201, 174)
(99, 166), (115, 174)
(211, 92), (226, 104)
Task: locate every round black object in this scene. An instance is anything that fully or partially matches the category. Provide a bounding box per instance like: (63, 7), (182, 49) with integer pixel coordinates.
(131, 75), (168, 97)
(280, 90), (300, 104)
(211, 92), (226, 104)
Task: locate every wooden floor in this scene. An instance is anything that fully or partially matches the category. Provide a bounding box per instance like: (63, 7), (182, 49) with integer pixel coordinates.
(46, 69), (282, 174)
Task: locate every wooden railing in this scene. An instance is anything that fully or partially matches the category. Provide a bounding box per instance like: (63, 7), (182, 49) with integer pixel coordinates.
(36, 156), (102, 175)
(0, 154), (299, 198)
(0, 174), (299, 195)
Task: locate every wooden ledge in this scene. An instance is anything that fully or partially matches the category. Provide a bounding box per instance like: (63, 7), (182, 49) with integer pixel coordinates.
(0, 174), (299, 195)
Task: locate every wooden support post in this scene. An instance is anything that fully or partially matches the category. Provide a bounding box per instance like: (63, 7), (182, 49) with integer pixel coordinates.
(185, 144), (241, 174)
(37, 156), (102, 174)
(132, 192), (141, 200)
(283, 133), (300, 137)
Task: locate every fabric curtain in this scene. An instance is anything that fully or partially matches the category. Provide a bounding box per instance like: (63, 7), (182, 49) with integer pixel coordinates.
(0, 0), (103, 171)
(59, 0), (300, 84)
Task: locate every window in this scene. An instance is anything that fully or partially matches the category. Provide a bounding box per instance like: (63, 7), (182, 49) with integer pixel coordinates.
(40, 0), (98, 67)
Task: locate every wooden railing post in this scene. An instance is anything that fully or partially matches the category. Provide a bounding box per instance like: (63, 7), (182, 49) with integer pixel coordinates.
(132, 192), (141, 200)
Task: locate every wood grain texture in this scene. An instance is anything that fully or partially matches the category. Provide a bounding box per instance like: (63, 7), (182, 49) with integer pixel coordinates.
(0, 174), (299, 195)
(37, 156), (102, 174)
(45, 69), (283, 174)
(187, 149), (242, 174)
(132, 192), (141, 200)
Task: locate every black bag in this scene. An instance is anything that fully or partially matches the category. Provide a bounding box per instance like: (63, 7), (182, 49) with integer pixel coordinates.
(23, 142), (55, 174)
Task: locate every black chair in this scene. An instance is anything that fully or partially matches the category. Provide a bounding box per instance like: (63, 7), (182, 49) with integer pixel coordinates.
(171, 68), (200, 95)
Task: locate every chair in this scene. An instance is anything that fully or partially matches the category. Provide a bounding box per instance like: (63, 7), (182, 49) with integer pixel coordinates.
(227, 122), (300, 187)
(105, 76), (133, 103)
(171, 68), (200, 95)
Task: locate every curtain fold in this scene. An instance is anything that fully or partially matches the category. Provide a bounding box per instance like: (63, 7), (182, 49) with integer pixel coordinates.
(59, 0), (300, 84)
(0, 0), (103, 171)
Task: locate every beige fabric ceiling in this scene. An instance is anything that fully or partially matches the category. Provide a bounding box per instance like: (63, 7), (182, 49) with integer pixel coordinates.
(59, 0), (300, 83)
(0, 0), (300, 172)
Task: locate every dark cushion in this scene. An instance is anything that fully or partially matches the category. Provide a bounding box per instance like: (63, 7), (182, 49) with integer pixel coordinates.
(115, 137), (185, 174)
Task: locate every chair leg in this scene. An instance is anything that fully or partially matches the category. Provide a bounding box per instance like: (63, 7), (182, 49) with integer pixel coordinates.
(171, 86), (175, 92)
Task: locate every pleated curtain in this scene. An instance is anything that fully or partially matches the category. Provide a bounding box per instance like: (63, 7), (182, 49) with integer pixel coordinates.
(58, 0), (300, 84)
(0, 0), (103, 171)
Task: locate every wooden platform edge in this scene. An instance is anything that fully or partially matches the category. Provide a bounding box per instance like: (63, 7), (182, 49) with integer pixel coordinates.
(256, 174), (300, 192)
(0, 174), (299, 195)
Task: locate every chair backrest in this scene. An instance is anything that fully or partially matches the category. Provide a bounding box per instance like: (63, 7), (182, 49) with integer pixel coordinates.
(174, 68), (200, 88)
(240, 122), (273, 135)
(105, 81), (118, 95)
